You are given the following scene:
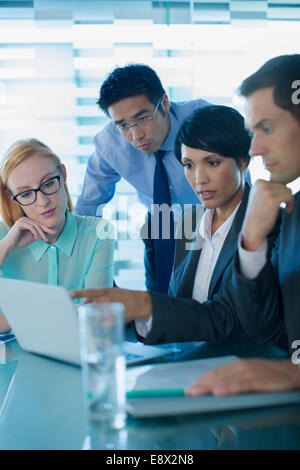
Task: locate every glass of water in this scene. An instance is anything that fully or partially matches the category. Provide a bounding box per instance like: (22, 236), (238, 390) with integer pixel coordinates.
(78, 302), (126, 430)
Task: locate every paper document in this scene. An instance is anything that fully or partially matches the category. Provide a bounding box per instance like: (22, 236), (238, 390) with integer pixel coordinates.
(126, 356), (300, 418)
(126, 355), (237, 392)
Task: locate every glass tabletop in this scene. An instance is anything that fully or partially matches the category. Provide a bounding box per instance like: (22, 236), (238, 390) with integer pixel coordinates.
(0, 338), (300, 451)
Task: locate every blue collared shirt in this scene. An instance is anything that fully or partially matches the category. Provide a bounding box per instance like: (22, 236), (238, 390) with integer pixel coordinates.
(75, 99), (209, 217)
(0, 211), (115, 304)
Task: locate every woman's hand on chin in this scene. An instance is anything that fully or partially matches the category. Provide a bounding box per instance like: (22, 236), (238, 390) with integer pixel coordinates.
(3, 217), (57, 251)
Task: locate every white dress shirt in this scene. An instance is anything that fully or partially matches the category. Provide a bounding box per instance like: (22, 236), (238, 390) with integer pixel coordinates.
(135, 202), (241, 337)
(238, 235), (268, 279)
(192, 204), (240, 302)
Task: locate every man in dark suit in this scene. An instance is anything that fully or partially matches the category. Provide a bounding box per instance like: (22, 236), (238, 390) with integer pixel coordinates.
(186, 54), (300, 396)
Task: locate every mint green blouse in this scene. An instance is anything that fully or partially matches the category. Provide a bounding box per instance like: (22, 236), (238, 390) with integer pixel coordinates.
(0, 211), (115, 305)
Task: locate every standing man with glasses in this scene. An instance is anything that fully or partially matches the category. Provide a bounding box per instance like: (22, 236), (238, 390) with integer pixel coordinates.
(75, 64), (209, 294)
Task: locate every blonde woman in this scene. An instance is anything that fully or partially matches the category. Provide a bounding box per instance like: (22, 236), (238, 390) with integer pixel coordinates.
(0, 139), (114, 333)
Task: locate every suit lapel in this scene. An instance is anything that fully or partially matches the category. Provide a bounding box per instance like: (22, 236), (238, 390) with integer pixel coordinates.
(174, 246), (201, 297)
(170, 206), (204, 298)
(208, 184), (250, 298)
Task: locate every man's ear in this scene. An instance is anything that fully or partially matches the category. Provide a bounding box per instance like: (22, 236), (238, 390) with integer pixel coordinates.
(161, 93), (170, 116)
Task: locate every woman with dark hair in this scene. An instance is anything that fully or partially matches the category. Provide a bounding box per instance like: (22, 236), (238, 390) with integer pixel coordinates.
(174, 105), (250, 241)
(71, 105), (281, 346)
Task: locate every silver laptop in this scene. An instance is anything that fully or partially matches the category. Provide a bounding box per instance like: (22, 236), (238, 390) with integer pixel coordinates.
(0, 278), (172, 367)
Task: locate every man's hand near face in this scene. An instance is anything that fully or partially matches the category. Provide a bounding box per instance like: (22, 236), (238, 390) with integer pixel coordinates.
(241, 179), (294, 252)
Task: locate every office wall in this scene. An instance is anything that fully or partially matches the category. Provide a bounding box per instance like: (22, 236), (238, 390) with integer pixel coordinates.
(0, 0), (299, 288)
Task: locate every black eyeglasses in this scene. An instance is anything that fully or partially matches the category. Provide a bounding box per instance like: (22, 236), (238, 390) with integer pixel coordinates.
(11, 175), (61, 206)
(117, 97), (162, 134)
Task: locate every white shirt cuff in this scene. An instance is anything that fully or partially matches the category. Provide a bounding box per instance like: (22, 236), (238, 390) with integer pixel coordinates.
(134, 316), (153, 338)
(238, 233), (267, 280)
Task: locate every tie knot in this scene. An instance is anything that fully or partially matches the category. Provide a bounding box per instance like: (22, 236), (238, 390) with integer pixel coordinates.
(155, 149), (165, 161)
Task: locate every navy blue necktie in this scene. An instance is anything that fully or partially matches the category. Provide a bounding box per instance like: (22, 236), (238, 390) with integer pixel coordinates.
(153, 150), (175, 294)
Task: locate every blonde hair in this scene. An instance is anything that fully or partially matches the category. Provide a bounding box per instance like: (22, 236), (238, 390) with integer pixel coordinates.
(0, 138), (73, 226)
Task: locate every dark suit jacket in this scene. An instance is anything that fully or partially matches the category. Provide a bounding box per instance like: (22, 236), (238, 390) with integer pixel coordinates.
(232, 190), (300, 352)
(143, 184), (282, 345)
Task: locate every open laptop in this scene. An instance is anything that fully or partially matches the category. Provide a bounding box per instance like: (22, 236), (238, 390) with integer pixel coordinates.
(0, 278), (173, 367)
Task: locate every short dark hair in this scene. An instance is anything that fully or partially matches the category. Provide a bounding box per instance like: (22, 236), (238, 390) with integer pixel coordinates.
(97, 64), (166, 116)
(239, 54), (300, 122)
(175, 105), (251, 167)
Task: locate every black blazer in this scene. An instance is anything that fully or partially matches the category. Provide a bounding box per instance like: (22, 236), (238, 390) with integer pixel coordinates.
(143, 184), (282, 345)
(232, 191), (300, 352)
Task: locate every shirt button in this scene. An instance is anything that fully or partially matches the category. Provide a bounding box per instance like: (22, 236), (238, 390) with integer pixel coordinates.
(169, 185), (173, 190)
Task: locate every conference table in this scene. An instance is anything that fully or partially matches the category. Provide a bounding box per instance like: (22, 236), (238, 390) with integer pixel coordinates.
(1, 334), (300, 451)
